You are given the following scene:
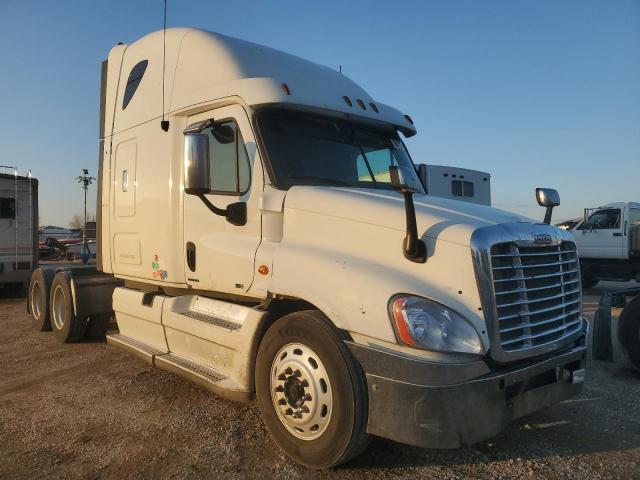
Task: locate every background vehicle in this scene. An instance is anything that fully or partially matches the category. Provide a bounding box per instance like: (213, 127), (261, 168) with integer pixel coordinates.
(0, 167), (38, 291)
(27, 29), (587, 468)
(417, 164), (491, 206)
(556, 218), (581, 231)
(571, 202), (640, 287)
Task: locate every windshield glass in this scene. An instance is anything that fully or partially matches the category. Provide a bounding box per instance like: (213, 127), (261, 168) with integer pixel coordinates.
(258, 109), (423, 191)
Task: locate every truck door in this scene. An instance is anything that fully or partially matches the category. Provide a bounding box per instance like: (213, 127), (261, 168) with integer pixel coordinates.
(182, 104), (262, 295)
(574, 207), (624, 259)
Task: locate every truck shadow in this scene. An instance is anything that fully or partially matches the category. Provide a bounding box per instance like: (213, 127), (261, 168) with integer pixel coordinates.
(0, 284), (27, 300)
(343, 382), (640, 470)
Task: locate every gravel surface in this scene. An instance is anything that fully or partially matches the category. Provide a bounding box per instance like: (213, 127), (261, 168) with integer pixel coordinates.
(1, 282), (639, 479)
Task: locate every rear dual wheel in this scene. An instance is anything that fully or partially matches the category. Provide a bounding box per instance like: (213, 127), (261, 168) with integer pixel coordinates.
(255, 310), (370, 469)
(50, 272), (87, 343)
(29, 268), (55, 331)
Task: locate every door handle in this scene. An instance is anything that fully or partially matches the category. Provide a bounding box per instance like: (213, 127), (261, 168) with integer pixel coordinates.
(186, 242), (196, 271)
(613, 232), (622, 237)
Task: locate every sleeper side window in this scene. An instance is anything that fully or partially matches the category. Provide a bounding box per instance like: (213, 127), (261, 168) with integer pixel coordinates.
(122, 60), (148, 110)
(452, 180), (474, 198)
(202, 121), (250, 195)
(0, 198), (15, 219)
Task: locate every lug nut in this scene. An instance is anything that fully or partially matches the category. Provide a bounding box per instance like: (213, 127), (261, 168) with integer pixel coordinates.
(293, 369), (301, 377)
(278, 399), (287, 405)
(284, 408), (293, 416)
(303, 394), (312, 401)
(292, 412), (302, 419)
(301, 406), (310, 413)
(301, 380), (309, 388)
(277, 374), (286, 381)
(275, 385), (284, 392)
(284, 367), (293, 375)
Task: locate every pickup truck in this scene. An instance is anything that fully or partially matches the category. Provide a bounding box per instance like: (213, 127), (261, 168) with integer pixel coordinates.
(571, 202), (640, 287)
(26, 28), (588, 469)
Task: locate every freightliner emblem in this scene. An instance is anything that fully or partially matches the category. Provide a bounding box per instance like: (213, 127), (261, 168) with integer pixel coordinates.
(533, 233), (553, 245)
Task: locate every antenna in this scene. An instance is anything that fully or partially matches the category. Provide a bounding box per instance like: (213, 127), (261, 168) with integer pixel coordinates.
(160, 0), (169, 132)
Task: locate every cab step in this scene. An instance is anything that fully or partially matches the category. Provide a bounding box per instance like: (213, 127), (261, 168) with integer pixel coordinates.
(154, 353), (250, 402)
(106, 333), (167, 364)
(180, 309), (242, 330)
(106, 332), (251, 402)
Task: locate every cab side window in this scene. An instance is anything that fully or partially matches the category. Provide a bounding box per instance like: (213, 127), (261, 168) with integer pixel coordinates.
(579, 208), (621, 230)
(202, 121), (250, 195)
(629, 208), (640, 226)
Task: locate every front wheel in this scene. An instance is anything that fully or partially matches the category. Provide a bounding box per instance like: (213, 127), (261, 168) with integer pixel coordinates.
(255, 310), (370, 469)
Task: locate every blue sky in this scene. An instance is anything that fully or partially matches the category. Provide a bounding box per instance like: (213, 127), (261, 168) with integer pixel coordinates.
(0, 0), (638, 226)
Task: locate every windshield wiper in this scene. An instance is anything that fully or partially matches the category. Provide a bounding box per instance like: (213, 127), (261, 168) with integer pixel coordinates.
(288, 175), (351, 187)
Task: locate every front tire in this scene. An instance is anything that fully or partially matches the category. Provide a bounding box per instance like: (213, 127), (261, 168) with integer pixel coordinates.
(255, 310), (369, 469)
(619, 295), (640, 371)
(50, 272), (86, 343)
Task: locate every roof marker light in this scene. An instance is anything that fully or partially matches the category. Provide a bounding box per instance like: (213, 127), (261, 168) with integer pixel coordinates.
(356, 99), (366, 110)
(369, 102), (379, 113)
(281, 83), (291, 95)
(404, 114), (414, 125)
(342, 96), (353, 107)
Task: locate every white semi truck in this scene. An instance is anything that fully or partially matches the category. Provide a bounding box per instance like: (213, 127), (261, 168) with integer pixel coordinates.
(27, 29), (588, 468)
(571, 202), (640, 287)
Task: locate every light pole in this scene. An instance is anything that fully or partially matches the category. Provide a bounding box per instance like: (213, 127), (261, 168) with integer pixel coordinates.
(76, 169), (95, 256)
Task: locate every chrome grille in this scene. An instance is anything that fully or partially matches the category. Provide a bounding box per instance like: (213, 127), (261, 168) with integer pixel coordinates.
(490, 241), (582, 354)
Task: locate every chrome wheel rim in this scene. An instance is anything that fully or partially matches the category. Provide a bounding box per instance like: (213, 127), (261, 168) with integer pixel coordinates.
(52, 285), (65, 330)
(31, 281), (41, 319)
(270, 343), (332, 441)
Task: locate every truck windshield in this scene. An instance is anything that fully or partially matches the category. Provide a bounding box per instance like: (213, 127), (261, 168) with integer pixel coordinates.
(257, 109), (423, 191)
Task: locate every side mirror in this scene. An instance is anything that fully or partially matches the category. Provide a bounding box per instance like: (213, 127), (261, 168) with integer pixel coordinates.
(535, 188), (560, 224)
(390, 165), (423, 194)
(183, 124), (247, 227)
(389, 166), (426, 263)
(184, 133), (210, 195)
(417, 164), (428, 192)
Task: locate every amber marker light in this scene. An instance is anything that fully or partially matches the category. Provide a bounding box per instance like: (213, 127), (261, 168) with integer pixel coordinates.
(390, 297), (418, 347)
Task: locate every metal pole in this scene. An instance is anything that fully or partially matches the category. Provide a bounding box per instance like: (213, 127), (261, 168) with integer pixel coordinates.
(83, 185), (87, 252)
(77, 170), (95, 258)
(14, 168), (17, 271)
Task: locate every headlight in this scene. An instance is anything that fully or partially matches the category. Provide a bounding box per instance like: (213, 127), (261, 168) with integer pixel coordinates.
(389, 295), (483, 355)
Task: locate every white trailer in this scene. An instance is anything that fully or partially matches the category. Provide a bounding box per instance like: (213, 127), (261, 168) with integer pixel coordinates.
(417, 164), (491, 206)
(0, 168), (38, 289)
(27, 29), (587, 468)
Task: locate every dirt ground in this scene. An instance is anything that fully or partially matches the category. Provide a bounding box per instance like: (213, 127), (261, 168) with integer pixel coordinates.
(1, 282), (639, 480)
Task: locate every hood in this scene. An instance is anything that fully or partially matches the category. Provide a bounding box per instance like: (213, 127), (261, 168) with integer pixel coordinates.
(284, 186), (532, 247)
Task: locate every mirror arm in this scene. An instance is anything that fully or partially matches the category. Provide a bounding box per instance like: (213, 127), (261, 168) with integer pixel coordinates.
(196, 194), (247, 226)
(543, 206), (554, 225)
(401, 192), (427, 263)
(197, 194), (227, 216)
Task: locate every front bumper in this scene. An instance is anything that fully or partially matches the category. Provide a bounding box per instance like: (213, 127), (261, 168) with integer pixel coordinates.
(347, 334), (587, 449)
